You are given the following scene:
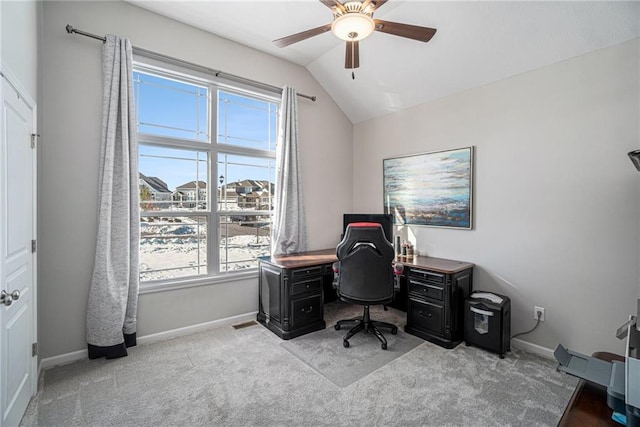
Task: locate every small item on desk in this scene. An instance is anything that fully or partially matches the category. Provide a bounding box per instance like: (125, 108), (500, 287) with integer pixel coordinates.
(395, 235), (401, 256)
(397, 241), (415, 261)
(399, 241), (408, 261)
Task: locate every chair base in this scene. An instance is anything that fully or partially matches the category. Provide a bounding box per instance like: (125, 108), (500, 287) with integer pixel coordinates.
(335, 305), (398, 350)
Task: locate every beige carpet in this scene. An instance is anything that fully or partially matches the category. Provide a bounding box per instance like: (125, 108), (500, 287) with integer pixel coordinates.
(21, 302), (577, 426)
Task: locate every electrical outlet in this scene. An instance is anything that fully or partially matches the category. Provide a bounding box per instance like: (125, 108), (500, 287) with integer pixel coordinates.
(534, 306), (545, 322)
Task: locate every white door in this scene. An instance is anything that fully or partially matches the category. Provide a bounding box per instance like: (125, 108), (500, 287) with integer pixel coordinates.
(0, 75), (37, 427)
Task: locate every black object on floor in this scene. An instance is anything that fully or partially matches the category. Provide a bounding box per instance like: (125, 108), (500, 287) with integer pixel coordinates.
(464, 291), (511, 358)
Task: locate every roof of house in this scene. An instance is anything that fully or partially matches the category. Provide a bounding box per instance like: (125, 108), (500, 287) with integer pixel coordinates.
(227, 179), (272, 189)
(140, 173), (170, 193)
(245, 190), (271, 198)
(176, 180), (207, 190)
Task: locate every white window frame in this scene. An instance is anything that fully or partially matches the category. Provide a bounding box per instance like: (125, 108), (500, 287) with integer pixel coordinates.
(133, 59), (279, 293)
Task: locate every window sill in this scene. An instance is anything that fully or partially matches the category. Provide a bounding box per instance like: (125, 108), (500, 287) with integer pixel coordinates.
(139, 270), (258, 295)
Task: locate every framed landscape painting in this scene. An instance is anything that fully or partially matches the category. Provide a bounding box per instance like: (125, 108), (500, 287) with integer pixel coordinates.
(383, 147), (474, 229)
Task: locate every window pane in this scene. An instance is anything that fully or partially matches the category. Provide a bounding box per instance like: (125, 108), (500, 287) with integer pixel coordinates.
(140, 216), (207, 281)
(219, 214), (271, 272)
(139, 145), (208, 212)
(134, 71), (209, 141)
(217, 153), (275, 211)
(135, 64), (279, 283)
(217, 90), (278, 150)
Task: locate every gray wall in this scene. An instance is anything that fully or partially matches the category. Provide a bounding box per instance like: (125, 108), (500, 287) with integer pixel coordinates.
(40, 1), (353, 359)
(353, 38), (640, 355)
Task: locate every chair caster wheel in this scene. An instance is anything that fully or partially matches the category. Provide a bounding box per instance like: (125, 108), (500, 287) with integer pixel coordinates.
(335, 324), (340, 330)
(381, 343), (387, 350)
(343, 340), (350, 348)
(391, 327), (398, 335)
(499, 354), (505, 359)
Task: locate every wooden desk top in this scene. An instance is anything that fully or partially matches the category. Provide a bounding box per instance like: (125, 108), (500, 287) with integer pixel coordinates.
(557, 351), (625, 427)
(401, 255), (475, 274)
(261, 249), (474, 273)
(261, 249), (337, 269)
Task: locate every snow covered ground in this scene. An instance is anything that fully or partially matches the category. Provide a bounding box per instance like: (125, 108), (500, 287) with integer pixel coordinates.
(139, 218), (270, 281)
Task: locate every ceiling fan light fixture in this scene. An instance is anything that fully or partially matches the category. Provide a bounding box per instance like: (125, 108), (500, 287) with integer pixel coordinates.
(331, 13), (375, 41)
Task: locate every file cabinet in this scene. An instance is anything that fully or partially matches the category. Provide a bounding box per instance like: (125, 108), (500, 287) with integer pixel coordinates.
(404, 257), (474, 349)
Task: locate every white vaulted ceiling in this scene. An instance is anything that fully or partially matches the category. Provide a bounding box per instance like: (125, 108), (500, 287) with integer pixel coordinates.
(126, 0), (640, 123)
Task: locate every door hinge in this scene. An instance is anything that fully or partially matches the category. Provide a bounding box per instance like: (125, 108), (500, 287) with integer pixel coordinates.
(30, 133), (40, 149)
(32, 342), (38, 357)
(31, 239), (36, 253)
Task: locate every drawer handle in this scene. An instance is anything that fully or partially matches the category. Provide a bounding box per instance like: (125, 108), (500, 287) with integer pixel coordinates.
(301, 306), (313, 314)
(306, 284), (310, 289)
(418, 310), (432, 318)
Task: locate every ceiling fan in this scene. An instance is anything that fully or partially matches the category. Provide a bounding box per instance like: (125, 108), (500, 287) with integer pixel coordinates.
(273, 0), (437, 75)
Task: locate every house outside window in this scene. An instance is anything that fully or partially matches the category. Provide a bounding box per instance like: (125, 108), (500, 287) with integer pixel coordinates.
(134, 64), (278, 286)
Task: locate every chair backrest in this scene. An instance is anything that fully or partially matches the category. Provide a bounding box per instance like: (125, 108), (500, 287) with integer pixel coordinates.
(336, 222), (395, 305)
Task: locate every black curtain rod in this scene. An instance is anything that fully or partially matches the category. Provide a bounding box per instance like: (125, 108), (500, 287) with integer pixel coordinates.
(65, 25), (317, 102)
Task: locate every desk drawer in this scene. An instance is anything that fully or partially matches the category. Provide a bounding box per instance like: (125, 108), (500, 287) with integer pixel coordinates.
(291, 277), (323, 296)
(291, 294), (323, 326)
(408, 298), (443, 336)
(291, 266), (323, 280)
(409, 268), (445, 284)
(408, 280), (444, 301)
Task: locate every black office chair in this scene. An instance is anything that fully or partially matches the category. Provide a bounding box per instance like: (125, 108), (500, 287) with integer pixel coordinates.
(332, 222), (404, 350)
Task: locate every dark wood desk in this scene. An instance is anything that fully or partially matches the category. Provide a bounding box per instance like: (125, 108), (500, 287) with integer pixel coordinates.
(401, 255), (474, 348)
(257, 249), (337, 340)
(257, 249), (474, 348)
(558, 352), (625, 427)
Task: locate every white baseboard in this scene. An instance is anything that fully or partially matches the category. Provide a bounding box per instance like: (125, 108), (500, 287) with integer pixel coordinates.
(39, 349), (88, 370)
(137, 311), (257, 345)
(511, 338), (555, 360)
(39, 311), (258, 370)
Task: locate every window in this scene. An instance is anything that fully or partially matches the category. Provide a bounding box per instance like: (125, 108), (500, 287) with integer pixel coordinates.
(134, 65), (278, 285)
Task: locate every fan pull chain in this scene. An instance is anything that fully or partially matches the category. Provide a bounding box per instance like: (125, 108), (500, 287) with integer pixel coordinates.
(351, 41), (356, 80)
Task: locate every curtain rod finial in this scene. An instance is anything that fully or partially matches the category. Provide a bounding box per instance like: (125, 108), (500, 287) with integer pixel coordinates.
(65, 24), (74, 34)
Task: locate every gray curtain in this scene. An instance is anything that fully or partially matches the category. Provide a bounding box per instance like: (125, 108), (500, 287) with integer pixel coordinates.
(271, 86), (307, 255)
(86, 35), (140, 359)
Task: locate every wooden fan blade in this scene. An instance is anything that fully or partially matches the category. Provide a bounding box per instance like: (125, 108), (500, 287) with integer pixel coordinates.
(319, 0), (346, 13)
(273, 24), (333, 48)
(373, 0), (388, 9)
(345, 41), (359, 69)
(361, 0), (373, 10)
(373, 19), (437, 43)
(368, 0), (388, 11)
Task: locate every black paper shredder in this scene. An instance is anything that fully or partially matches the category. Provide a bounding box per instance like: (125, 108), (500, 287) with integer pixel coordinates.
(464, 291), (511, 358)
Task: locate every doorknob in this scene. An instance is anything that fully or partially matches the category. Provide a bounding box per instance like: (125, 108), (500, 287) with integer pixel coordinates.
(0, 290), (20, 306)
